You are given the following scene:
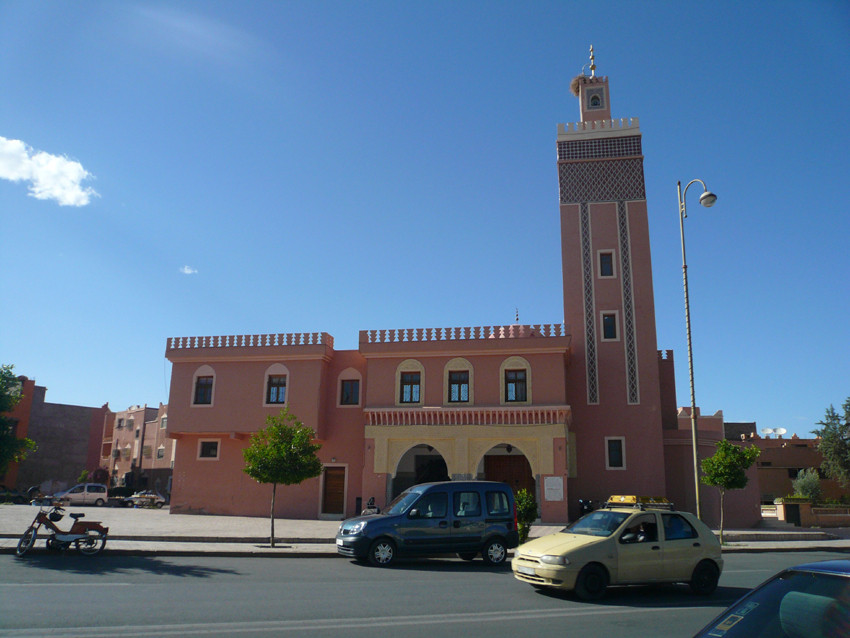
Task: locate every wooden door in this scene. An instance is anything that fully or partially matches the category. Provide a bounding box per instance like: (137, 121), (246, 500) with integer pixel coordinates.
(484, 455), (535, 494)
(322, 467), (346, 515)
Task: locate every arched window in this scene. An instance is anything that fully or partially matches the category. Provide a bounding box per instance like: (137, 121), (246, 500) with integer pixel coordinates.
(192, 365), (215, 407)
(443, 357), (474, 405)
(499, 356), (532, 405)
(337, 367), (363, 407)
(263, 363), (290, 406)
(395, 359), (425, 406)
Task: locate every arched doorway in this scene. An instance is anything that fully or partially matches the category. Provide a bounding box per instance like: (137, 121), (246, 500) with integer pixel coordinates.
(391, 444), (450, 498)
(481, 444), (535, 495)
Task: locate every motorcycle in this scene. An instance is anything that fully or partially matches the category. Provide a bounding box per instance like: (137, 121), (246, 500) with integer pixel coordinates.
(15, 502), (109, 557)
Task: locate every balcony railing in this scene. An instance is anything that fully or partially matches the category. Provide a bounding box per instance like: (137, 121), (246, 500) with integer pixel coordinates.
(364, 405), (570, 427)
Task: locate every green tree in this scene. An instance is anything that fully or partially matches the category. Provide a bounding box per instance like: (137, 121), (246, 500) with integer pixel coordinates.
(792, 468), (822, 503)
(243, 408), (324, 547)
(515, 488), (538, 544)
(813, 398), (850, 487)
(700, 440), (760, 544)
(0, 364), (37, 478)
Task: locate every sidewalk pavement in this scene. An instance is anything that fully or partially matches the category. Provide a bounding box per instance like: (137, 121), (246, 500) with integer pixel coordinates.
(3, 504), (850, 557)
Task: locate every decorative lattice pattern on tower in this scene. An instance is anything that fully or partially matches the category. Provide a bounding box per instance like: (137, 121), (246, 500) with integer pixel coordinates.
(558, 158), (645, 204)
(580, 202), (599, 405)
(618, 201), (640, 405)
(557, 135), (642, 161)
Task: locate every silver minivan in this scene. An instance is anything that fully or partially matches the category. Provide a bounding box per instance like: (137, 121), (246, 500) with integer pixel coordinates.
(55, 483), (109, 506)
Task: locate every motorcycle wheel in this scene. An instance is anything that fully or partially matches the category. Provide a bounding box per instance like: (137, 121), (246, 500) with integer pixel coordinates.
(16, 527), (36, 557)
(76, 530), (107, 556)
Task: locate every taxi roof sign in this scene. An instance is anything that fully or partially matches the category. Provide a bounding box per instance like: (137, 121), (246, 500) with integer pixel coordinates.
(605, 495), (673, 510)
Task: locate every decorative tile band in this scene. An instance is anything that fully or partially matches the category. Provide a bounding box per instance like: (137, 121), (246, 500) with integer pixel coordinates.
(618, 201), (640, 404)
(557, 135), (642, 161)
(580, 202), (599, 405)
(559, 158), (646, 204)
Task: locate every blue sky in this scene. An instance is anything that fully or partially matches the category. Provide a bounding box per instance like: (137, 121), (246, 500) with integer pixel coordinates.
(1, 1), (848, 438)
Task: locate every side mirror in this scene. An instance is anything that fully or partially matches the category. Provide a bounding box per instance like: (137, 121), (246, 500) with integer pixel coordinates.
(408, 508), (420, 519)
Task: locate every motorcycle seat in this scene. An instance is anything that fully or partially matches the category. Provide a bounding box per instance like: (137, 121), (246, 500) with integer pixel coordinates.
(70, 513), (85, 520)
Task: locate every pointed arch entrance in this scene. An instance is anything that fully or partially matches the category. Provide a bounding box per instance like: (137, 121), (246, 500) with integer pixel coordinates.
(391, 444), (450, 498)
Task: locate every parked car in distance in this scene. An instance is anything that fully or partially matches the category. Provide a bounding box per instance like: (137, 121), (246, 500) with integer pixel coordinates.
(0, 485), (26, 504)
(336, 481), (519, 566)
(122, 490), (166, 508)
(54, 483), (109, 506)
(512, 495), (723, 600)
(693, 559), (850, 637)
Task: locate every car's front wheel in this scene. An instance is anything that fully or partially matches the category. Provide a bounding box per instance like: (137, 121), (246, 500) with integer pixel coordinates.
(368, 538), (396, 567)
(482, 538), (507, 565)
(690, 560), (720, 595)
(574, 563), (609, 601)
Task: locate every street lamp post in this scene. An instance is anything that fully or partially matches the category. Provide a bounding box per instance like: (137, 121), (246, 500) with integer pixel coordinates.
(678, 179), (717, 521)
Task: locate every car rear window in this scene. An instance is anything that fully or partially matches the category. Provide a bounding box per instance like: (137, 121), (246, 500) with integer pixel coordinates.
(486, 491), (511, 516)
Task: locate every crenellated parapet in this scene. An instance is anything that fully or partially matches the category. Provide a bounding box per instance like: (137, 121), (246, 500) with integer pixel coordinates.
(359, 323), (568, 345)
(166, 332), (334, 352)
(557, 117), (640, 140)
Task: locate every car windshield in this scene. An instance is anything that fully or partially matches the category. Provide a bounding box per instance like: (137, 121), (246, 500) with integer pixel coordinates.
(383, 489), (424, 515)
(696, 569), (850, 637)
(563, 510), (630, 537)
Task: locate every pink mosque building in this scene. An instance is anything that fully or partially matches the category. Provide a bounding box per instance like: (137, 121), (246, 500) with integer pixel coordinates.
(164, 60), (760, 528)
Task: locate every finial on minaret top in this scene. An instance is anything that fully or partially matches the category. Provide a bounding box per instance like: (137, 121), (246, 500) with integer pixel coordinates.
(568, 45), (611, 122)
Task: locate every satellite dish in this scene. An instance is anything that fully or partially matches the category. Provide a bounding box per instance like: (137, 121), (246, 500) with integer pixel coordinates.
(775, 428), (787, 436)
(761, 428), (774, 435)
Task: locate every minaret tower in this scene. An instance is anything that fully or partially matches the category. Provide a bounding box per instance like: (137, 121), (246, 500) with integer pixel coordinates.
(558, 48), (666, 505)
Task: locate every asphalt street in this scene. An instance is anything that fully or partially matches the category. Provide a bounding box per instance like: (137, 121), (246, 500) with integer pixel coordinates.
(2, 551), (848, 638)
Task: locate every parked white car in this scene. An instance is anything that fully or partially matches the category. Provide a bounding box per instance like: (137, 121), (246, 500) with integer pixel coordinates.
(54, 483), (109, 506)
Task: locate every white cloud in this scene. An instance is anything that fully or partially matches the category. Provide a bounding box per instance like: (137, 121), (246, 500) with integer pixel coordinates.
(180, 266), (198, 275)
(0, 136), (98, 206)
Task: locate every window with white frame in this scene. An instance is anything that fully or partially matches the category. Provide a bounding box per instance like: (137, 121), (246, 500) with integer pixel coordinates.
(601, 312), (619, 341)
(192, 365), (215, 406)
(499, 356), (532, 405)
(198, 439), (220, 460)
(605, 437), (626, 470)
(263, 363), (290, 407)
(443, 357), (473, 405)
(337, 367), (363, 407)
(598, 251), (616, 278)
(395, 360), (425, 406)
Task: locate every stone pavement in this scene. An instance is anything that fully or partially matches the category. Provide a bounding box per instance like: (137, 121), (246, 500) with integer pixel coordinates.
(2, 504), (850, 557)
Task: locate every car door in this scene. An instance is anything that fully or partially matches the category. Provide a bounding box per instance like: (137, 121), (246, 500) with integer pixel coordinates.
(661, 513), (703, 580)
(65, 484), (85, 505)
(450, 489), (486, 552)
(616, 513), (664, 583)
(394, 491), (452, 554)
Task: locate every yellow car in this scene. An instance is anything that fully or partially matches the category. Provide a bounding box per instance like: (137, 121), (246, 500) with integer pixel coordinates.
(512, 496), (723, 600)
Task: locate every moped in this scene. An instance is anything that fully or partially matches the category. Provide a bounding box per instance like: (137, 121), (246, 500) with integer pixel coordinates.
(15, 502), (109, 556)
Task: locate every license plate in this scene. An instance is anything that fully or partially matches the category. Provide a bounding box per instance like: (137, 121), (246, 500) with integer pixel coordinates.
(336, 538), (344, 546)
(517, 565), (537, 576)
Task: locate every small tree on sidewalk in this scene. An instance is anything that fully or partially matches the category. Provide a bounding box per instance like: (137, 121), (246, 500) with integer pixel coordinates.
(700, 440), (760, 544)
(242, 408), (324, 547)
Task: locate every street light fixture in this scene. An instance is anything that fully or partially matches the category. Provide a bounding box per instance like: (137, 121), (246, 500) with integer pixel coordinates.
(678, 178), (717, 521)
